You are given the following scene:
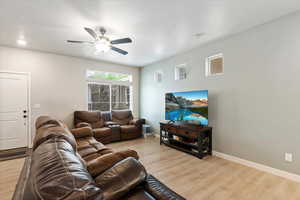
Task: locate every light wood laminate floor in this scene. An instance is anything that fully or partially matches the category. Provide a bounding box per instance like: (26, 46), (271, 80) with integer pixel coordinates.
(108, 137), (300, 200)
(2, 137), (300, 200)
(0, 158), (25, 200)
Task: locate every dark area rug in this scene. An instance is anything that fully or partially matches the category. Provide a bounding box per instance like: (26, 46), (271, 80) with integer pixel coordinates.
(0, 147), (29, 161)
(12, 155), (31, 200)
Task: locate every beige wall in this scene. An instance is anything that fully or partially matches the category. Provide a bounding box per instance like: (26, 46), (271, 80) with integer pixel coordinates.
(0, 46), (140, 140)
(140, 12), (300, 175)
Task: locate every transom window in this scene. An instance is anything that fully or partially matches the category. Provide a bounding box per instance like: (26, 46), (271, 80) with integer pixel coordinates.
(87, 70), (132, 112)
(205, 53), (224, 76)
(87, 70), (132, 82)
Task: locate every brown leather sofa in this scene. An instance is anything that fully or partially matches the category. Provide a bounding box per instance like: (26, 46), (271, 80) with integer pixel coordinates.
(74, 110), (144, 144)
(14, 116), (185, 200)
(71, 126), (139, 176)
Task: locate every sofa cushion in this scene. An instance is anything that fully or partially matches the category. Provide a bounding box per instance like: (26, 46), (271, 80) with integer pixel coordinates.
(93, 127), (112, 136)
(86, 149), (139, 177)
(120, 125), (138, 134)
(111, 110), (133, 125)
(71, 127), (93, 139)
(95, 158), (147, 200)
(74, 111), (104, 129)
(76, 136), (114, 161)
(25, 137), (103, 200)
(93, 127), (112, 144)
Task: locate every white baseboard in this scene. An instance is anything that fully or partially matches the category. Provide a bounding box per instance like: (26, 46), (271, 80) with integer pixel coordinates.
(152, 134), (300, 182)
(213, 151), (300, 183)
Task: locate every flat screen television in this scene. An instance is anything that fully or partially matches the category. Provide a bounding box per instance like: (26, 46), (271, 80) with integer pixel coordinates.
(165, 90), (208, 126)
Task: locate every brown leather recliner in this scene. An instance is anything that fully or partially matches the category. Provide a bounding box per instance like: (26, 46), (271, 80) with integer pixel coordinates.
(14, 116), (185, 200)
(71, 126), (139, 176)
(74, 111), (114, 144)
(74, 110), (144, 144)
(111, 110), (144, 140)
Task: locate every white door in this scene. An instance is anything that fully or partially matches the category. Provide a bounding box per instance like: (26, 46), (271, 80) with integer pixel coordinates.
(0, 72), (29, 150)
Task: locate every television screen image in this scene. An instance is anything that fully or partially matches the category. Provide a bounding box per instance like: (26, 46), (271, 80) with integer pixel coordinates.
(165, 90), (208, 126)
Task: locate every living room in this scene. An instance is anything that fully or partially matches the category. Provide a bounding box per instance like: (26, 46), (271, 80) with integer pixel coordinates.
(1, 1), (300, 200)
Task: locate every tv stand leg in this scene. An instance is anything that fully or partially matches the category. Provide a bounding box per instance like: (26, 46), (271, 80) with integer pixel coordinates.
(208, 131), (212, 155)
(198, 133), (203, 159)
(160, 129), (162, 145)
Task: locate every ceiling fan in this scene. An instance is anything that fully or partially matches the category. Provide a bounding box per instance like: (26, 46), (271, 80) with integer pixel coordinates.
(67, 27), (132, 55)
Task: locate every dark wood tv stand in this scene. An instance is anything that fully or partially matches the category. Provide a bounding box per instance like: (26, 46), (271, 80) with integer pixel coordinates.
(160, 121), (212, 159)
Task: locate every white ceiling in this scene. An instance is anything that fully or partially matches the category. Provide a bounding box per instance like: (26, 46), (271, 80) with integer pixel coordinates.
(1, 0), (300, 67)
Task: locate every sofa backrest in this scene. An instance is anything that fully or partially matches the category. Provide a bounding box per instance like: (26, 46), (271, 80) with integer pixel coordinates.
(74, 111), (104, 128)
(33, 116), (77, 151)
(25, 137), (103, 200)
(111, 110), (133, 125)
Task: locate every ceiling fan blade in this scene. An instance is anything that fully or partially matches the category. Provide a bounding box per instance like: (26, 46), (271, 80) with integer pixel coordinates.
(67, 40), (94, 44)
(84, 27), (98, 39)
(110, 38), (132, 45)
(111, 46), (128, 55)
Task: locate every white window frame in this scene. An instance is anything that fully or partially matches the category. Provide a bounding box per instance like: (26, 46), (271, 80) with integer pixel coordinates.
(154, 71), (163, 83)
(174, 64), (187, 81)
(86, 70), (133, 112)
(205, 53), (224, 77)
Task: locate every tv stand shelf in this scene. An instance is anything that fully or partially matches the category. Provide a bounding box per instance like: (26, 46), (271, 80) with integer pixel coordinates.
(160, 121), (212, 159)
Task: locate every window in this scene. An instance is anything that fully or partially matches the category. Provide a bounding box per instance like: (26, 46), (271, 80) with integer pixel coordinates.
(174, 64), (187, 80)
(87, 70), (132, 112)
(111, 85), (130, 110)
(88, 83), (110, 111)
(205, 53), (224, 76)
(87, 70), (132, 82)
(154, 71), (163, 82)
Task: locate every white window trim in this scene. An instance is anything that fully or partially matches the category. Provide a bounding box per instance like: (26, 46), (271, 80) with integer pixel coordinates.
(86, 78), (132, 86)
(86, 70), (133, 112)
(205, 53), (224, 77)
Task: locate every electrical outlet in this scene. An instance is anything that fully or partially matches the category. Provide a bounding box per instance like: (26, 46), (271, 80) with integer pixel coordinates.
(285, 153), (293, 162)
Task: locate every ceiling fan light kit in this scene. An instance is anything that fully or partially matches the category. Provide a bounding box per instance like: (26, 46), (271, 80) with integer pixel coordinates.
(67, 27), (132, 55)
(95, 37), (111, 52)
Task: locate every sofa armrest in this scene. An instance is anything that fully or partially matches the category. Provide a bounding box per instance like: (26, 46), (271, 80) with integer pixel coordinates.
(95, 157), (147, 200)
(104, 121), (119, 127)
(76, 122), (92, 128)
(87, 149), (139, 177)
(129, 118), (145, 126)
(145, 175), (186, 200)
(71, 127), (93, 139)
